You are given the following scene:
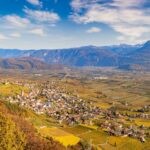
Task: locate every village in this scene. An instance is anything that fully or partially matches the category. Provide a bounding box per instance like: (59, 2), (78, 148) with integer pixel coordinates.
(1, 80), (150, 143)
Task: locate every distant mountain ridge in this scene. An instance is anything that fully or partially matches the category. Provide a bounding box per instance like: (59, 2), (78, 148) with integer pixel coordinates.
(118, 41), (150, 71)
(0, 41), (149, 71)
(0, 57), (65, 70)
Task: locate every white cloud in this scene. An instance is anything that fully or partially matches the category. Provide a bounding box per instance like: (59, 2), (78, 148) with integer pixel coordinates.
(29, 28), (45, 36)
(26, 0), (42, 6)
(86, 27), (101, 33)
(0, 34), (9, 40)
(71, 0), (102, 12)
(10, 33), (21, 38)
(71, 0), (150, 42)
(4, 15), (31, 28)
(111, 0), (147, 8)
(117, 35), (150, 44)
(24, 8), (60, 24)
(0, 10), (59, 40)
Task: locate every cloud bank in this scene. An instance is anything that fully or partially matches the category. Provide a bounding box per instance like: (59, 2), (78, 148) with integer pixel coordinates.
(71, 0), (150, 43)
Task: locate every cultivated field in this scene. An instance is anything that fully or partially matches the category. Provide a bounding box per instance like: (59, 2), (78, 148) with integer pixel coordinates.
(0, 68), (150, 150)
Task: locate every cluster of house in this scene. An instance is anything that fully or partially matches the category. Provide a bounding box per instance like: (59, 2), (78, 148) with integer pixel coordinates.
(2, 80), (149, 143)
(124, 113), (150, 119)
(39, 86), (101, 125)
(98, 110), (150, 142)
(100, 121), (148, 142)
(7, 81), (101, 125)
(122, 105), (150, 119)
(137, 105), (150, 113)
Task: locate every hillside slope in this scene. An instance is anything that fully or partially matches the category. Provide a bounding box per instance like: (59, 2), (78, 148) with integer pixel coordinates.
(119, 41), (150, 71)
(0, 57), (65, 70)
(30, 46), (119, 67)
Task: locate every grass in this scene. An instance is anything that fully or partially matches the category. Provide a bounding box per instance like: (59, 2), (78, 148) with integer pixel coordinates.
(3, 101), (28, 116)
(134, 119), (150, 127)
(111, 137), (143, 150)
(0, 83), (29, 97)
(96, 103), (111, 109)
(80, 124), (98, 130)
(62, 125), (108, 145)
(99, 136), (150, 150)
(54, 135), (80, 147)
(80, 130), (108, 145)
(28, 113), (59, 128)
(63, 125), (150, 150)
(56, 78), (150, 108)
(38, 127), (80, 147)
(62, 126), (92, 135)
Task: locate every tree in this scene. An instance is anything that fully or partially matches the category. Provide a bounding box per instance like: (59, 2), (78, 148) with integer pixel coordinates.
(0, 113), (26, 150)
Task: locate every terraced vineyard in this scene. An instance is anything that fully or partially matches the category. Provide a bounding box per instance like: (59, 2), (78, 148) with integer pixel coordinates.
(0, 69), (150, 150)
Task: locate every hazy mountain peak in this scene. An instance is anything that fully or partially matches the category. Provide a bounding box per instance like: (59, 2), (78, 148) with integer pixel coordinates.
(143, 40), (150, 47)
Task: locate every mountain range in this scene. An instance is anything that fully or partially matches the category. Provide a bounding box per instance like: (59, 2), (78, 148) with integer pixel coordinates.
(0, 41), (149, 71)
(0, 57), (65, 70)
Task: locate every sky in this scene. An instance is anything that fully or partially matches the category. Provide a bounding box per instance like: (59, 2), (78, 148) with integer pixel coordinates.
(0, 0), (150, 49)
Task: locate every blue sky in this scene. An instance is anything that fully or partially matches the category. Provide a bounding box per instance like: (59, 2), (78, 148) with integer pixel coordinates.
(0, 0), (150, 49)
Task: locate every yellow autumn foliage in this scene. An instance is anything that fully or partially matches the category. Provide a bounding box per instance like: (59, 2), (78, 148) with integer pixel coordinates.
(38, 127), (80, 147)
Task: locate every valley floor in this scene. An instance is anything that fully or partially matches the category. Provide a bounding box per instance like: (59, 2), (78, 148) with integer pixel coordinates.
(0, 69), (150, 150)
